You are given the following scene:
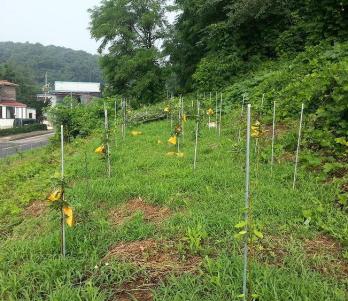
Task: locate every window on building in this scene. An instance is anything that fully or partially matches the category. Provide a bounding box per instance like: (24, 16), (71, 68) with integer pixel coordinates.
(29, 113), (33, 119)
(0, 106), (2, 119)
(6, 107), (15, 119)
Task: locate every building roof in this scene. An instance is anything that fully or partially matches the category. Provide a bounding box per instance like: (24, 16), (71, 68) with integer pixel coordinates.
(0, 100), (27, 108)
(0, 80), (18, 87)
(54, 81), (100, 93)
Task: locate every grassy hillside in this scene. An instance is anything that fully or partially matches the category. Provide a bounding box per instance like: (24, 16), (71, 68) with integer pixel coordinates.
(222, 42), (348, 158)
(0, 104), (347, 300)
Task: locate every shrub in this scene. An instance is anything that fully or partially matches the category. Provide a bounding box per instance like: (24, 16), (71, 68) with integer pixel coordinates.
(224, 41), (348, 155)
(46, 97), (105, 141)
(0, 124), (47, 137)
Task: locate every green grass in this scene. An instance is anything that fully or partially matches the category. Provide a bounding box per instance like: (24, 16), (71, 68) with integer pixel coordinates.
(0, 111), (347, 301)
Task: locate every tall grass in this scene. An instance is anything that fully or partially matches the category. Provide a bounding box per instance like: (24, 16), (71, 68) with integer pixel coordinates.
(0, 110), (346, 300)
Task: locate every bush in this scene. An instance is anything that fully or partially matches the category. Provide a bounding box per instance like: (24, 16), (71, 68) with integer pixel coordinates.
(46, 97), (105, 141)
(193, 51), (243, 91)
(0, 124), (47, 137)
(224, 41), (348, 155)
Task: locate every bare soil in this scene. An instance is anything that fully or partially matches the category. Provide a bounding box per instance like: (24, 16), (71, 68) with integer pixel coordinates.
(23, 201), (47, 218)
(257, 234), (348, 279)
(263, 123), (289, 138)
(105, 239), (201, 301)
(303, 234), (348, 278)
(256, 235), (289, 267)
(110, 198), (172, 226)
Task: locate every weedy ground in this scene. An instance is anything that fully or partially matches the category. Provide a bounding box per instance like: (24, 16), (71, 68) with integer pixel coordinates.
(0, 110), (347, 301)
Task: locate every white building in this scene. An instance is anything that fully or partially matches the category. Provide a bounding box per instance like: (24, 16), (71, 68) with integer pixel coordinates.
(0, 80), (37, 129)
(37, 81), (101, 106)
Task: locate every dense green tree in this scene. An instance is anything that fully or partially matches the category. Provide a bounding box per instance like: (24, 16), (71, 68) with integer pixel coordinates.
(0, 63), (38, 101)
(0, 63), (48, 121)
(167, 0), (348, 92)
(89, 0), (167, 104)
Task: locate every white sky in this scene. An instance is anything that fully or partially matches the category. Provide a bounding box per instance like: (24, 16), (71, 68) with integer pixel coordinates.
(0, 0), (177, 55)
(0, 0), (100, 54)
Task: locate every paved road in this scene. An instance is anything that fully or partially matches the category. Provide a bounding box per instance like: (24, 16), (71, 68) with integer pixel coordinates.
(0, 132), (54, 158)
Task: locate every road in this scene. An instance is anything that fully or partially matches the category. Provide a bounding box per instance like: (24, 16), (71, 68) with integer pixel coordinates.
(0, 132), (54, 158)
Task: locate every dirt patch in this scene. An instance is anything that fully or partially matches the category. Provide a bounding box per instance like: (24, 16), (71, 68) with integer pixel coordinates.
(303, 235), (348, 278)
(106, 239), (201, 300)
(263, 123), (289, 138)
(257, 234), (348, 278)
(256, 235), (289, 267)
(114, 278), (154, 301)
(304, 235), (343, 256)
(23, 201), (47, 218)
(110, 198), (171, 226)
(279, 151), (295, 163)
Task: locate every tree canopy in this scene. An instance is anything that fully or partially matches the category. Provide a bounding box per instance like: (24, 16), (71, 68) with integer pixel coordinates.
(89, 0), (167, 104)
(167, 0), (348, 92)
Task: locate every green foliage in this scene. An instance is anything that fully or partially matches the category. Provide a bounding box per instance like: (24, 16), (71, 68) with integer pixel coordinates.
(0, 41), (101, 84)
(89, 0), (167, 104)
(47, 97), (104, 141)
(167, 0), (348, 92)
(224, 42), (348, 155)
(193, 51), (242, 91)
(0, 62), (38, 101)
(0, 124), (47, 137)
(0, 110), (347, 300)
(185, 223), (207, 254)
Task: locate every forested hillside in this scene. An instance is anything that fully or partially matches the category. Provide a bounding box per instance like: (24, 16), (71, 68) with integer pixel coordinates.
(0, 42), (101, 85)
(167, 0), (348, 92)
(0, 42), (102, 119)
(90, 1), (348, 98)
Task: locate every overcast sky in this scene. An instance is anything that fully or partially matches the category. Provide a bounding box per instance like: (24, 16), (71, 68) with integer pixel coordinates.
(0, 0), (100, 54)
(0, 0), (177, 55)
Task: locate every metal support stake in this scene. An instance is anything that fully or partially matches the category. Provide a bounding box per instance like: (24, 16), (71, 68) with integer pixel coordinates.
(104, 103), (111, 177)
(60, 125), (66, 257)
(271, 101), (276, 174)
(293, 103), (304, 189)
(215, 92), (218, 132)
(242, 104), (251, 300)
(193, 100), (200, 170)
(219, 93), (223, 137)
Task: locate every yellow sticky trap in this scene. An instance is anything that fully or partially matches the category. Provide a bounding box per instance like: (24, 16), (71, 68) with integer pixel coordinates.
(63, 206), (74, 227)
(131, 130), (143, 136)
(48, 189), (62, 202)
(207, 108), (214, 116)
(251, 121), (263, 138)
(182, 114), (187, 122)
(251, 130), (261, 138)
(164, 107), (170, 113)
(95, 145), (105, 154)
(168, 136), (177, 145)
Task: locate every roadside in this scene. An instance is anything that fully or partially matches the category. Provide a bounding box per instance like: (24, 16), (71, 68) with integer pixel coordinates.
(0, 131), (54, 158)
(0, 130), (54, 142)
